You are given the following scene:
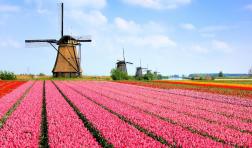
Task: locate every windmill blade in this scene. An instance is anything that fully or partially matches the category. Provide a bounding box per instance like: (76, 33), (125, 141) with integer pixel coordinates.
(25, 39), (58, 43)
(25, 39), (58, 48)
(77, 39), (92, 42)
(123, 48), (125, 61)
(59, 2), (64, 37)
(74, 35), (92, 40)
(126, 62), (133, 64)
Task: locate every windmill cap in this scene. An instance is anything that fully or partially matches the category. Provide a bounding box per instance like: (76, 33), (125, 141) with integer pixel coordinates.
(57, 35), (79, 45)
(116, 60), (126, 64)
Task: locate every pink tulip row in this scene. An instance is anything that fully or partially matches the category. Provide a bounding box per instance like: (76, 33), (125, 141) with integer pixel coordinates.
(45, 81), (100, 147)
(62, 81), (226, 147)
(0, 81), (32, 119)
(69, 81), (252, 146)
(166, 89), (252, 107)
(165, 89), (252, 114)
(88, 82), (252, 133)
(0, 82), (42, 147)
(55, 81), (164, 147)
(102, 81), (252, 122)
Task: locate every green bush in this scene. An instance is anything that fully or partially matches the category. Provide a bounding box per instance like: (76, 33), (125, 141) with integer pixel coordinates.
(157, 74), (162, 80)
(218, 71), (224, 77)
(0, 71), (17, 80)
(110, 69), (129, 80)
(39, 73), (46, 76)
(144, 72), (155, 80)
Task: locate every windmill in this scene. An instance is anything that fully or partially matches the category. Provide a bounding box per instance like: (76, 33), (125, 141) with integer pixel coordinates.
(25, 3), (91, 78)
(135, 60), (147, 77)
(146, 64), (152, 74)
(116, 49), (133, 74)
(146, 70), (152, 74)
(154, 71), (160, 76)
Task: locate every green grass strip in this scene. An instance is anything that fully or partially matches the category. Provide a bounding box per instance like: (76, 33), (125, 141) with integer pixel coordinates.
(39, 81), (49, 148)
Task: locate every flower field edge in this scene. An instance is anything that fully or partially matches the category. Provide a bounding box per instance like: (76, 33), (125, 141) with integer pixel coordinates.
(117, 81), (252, 99)
(0, 81), (35, 128)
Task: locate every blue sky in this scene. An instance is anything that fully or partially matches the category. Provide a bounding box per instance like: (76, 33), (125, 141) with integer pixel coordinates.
(0, 0), (252, 76)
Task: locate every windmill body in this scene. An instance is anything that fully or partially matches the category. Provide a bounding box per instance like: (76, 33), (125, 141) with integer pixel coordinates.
(25, 3), (91, 78)
(135, 67), (143, 77)
(52, 35), (82, 77)
(135, 60), (147, 77)
(116, 49), (133, 74)
(116, 61), (128, 73)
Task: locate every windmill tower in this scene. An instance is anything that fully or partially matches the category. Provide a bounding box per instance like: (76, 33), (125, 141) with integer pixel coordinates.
(116, 49), (133, 74)
(25, 3), (91, 77)
(135, 60), (147, 77)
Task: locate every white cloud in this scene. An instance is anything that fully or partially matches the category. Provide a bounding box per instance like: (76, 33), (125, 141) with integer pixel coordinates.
(0, 38), (22, 49)
(114, 17), (167, 35)
(112, 17), (175, 48)
(68, 10), (108, 26)
(212, 40), (231, 53)
(200, 33), (215, 38)
(119, 35), (177, 48)
(62, 0), (107, 9)
(0, 4), (20, 12)
(191, 44), (209, 54)
(199, 25), (231, 33)
(122, 0), (191, 10)
(143, 35), (177, 48)
(180, 23), (195, 30)
(212, 40), (229, 49)
(114, 17), (141, 33)
(245, 4), (252, 11)
(36, 0), (49, 14)
(199, 25), (235, 38)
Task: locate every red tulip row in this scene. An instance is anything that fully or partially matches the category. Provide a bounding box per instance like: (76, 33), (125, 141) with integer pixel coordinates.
(0, 82), (42, 147)
(154, 80), (252, 91)
(67, 81), (252, 147)
(55, 81), (164, 147)
(45, 81), (100, 147)
(0, 81), (32, 119)
(62, 81), (226, 147)
(0, 81), (11, 87)
(0, 81), (26, 98)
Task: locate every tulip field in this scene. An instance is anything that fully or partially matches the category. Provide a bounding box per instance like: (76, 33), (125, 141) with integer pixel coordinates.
(0, 80), (252, 147)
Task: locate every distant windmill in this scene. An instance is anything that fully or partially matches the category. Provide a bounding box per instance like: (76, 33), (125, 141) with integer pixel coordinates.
(146, 64), (152, 74)
(154, 71), (160, 76)
(146, 70), (152, 74)
(116, 49), (133, 74)
(135, 60), (147, 77)
(249, 67), (252, 76)
(25, 3), (91, 77)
